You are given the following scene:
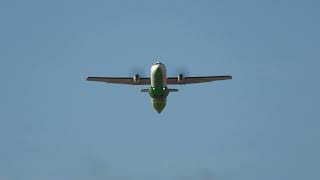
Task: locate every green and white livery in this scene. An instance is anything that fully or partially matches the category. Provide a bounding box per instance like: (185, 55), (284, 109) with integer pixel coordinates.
(87, 62), (232, 113)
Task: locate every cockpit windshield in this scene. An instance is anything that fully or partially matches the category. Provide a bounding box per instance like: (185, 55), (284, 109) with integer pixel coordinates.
(153, 62), (163, 65)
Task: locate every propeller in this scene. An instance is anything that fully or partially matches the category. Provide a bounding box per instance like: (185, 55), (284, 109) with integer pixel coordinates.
(167, 66), (190, 84)
(170, 67), (190, 77)
(128, 67), (147, 77)
(128, 67), (147, 84)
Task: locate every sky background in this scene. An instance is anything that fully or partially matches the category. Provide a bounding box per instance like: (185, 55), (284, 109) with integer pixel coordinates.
(1, 0), (320, 179)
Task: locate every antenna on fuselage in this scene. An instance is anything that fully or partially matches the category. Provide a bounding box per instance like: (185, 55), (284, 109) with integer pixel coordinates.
(153, 57), (160, 63)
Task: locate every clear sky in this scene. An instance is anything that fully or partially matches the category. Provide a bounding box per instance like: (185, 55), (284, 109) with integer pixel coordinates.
(1, 0), (319, 179)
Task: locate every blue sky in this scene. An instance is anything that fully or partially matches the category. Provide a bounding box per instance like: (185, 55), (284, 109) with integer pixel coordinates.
(0, 0), (319, 179)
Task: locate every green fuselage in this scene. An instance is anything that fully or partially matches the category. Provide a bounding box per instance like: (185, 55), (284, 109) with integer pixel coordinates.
(149, 63), (169, 113)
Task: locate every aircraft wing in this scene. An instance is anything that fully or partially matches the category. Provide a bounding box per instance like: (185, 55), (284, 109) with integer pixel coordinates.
(167, 75), (232, 84)
(86, 77), (151, 85)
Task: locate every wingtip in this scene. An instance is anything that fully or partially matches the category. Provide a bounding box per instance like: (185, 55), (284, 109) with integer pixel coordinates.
(86, 77), (94, 81)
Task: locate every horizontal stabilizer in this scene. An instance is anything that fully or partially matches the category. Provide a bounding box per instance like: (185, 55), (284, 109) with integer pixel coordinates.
(168, 88), (179, 92)
(141, 88), (178, 92)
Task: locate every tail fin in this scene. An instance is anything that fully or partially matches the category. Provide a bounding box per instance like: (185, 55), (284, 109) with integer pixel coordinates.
(168, 88), (179, 92)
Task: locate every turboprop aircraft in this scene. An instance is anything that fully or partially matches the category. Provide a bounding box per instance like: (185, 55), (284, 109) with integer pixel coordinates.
(87, 62), (232, 113)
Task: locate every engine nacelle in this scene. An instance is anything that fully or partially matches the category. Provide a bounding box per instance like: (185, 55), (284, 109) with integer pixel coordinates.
(178, 74), (184, 84)
(133, 74), (140, 84)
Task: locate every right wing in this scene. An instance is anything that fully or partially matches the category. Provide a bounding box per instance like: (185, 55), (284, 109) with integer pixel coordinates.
(167, 75), (232, 84)
(86, 77), (151, 85)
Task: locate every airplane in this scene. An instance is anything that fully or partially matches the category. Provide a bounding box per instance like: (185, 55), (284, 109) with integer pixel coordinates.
(86, 62), (232, 113)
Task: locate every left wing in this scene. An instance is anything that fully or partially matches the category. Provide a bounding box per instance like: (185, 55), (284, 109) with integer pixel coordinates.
(167, 75), (232, 85)
(86, 77), (150, 85)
